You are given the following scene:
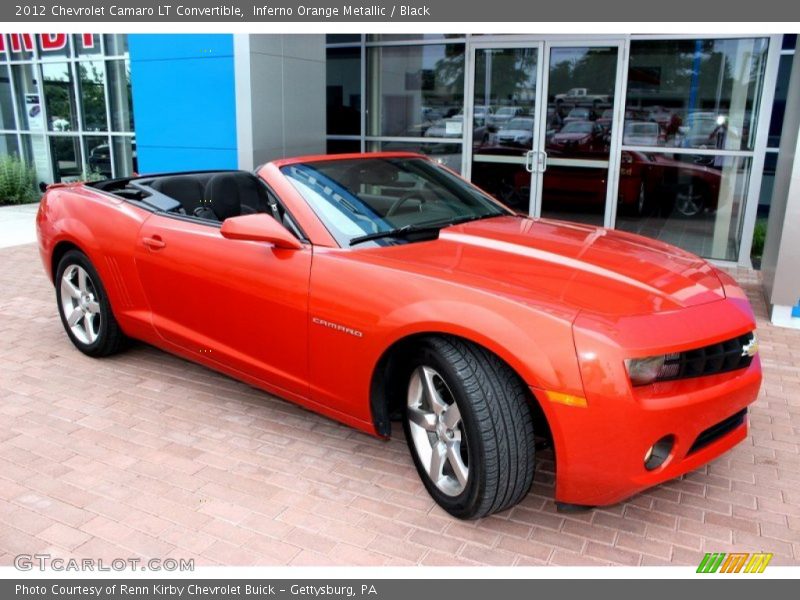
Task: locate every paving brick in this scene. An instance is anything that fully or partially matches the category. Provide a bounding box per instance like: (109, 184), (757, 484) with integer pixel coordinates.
(1, 244), (798, 566)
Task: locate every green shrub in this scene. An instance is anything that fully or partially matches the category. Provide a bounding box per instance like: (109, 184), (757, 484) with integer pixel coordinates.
(0, 154), (37, 205)
(751, 219), (767, 259)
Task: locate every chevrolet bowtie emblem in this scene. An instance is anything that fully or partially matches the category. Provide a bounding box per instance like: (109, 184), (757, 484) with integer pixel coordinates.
(741, 334), (759, 358)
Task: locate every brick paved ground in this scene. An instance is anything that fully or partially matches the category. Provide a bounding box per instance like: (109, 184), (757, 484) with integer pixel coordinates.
(0, 244), (798, 567)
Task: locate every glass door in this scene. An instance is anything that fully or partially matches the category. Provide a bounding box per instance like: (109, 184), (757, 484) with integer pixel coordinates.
(465, 43), (544, 215)
(535, 42), (624, 226)
(465, 39), (625, 226)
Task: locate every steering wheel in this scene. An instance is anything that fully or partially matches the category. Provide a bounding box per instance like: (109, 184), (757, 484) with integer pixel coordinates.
(386, 191), (428, 217)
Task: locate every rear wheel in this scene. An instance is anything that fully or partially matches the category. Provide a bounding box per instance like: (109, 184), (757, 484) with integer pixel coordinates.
(674, 182), (706, 218)
(402, 337), (536, 519)
(55, 250), (126, 357)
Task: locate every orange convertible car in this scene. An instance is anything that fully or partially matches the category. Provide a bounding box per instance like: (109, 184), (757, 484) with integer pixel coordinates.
(36, 152), (761, 519)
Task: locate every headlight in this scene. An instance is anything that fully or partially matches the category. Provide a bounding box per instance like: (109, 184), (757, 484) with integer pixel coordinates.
(625, 355), (666, 386)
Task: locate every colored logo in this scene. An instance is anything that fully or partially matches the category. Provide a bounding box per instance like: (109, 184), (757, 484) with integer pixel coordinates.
(697, 552), (773, 573)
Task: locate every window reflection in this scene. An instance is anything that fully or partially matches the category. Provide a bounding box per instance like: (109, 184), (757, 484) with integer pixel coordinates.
(49, 136), (82, 182)
(545, 47), (617, 159)
(0, 134), (19, 156)
(616, 152), (751, 261)
(78, 61), (107, 131)
(12, 64), (43, 131)
(112, 136), (137, 177)
(367, 44), (465, 137)
(85, 136), (109, 178)
(107, 60), (134, 131)
(0, 65), (16, 130)
(626, 38), (768, 151)
(768, 55), (792, 147)
(42, 63), (78, 132)
(372, 140), (462, 174)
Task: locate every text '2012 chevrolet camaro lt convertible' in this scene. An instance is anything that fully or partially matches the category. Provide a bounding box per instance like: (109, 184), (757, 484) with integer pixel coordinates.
(36, 152), (762, 519)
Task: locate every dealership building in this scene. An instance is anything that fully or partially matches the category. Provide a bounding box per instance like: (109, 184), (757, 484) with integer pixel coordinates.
(1, 32), (799, 326)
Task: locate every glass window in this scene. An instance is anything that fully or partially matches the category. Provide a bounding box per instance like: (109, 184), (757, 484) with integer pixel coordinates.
(752, 152), (778, 267)
(367, 44), (465, 137)
(0, 65), (16, 129)
(626, 38), (768, 151)
(783, 34), (797, 51)
(327, 47), (361, 135)
(326, 34), (360, 44)
(11, 64), (43, 131)
(327, 139), (361, 154)
(74, 34), (102, 56)
(104, 35), (128, 56)
(373, 140), (463, 174)
(112, 136), (137, 177)
(85, 136), (110, 178)
(367, 35), (463, 42)
(21, 134), (52, 186)
(49, 136), (82, 182)
(107, 60), (134, 132)
(615, 152), (751, 261)
(0, 134), (19, 156)
(758, 152), (778, 210)
(78, 61), (107, 132)
(768, 54), (793, 148)
(37, 34), (71, 58)
(42, 62), (78, 132)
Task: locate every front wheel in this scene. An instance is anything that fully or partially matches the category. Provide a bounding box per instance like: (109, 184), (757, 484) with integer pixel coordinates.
(55, 249), (127, 357)
(402, 337), (536, 519)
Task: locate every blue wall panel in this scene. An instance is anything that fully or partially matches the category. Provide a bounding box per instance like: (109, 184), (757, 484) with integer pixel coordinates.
(129, 34), (237, 173)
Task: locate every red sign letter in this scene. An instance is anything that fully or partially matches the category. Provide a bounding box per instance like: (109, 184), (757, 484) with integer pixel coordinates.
(40, 34), (67, 52)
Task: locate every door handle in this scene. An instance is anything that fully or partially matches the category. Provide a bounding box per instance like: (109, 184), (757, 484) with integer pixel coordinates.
(524, 149), (535, 173)
(142, 235), (166, 250)
(538, 150), (548, 173)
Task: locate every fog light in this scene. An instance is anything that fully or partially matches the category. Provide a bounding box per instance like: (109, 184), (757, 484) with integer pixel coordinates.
(644, 435), (675, 470)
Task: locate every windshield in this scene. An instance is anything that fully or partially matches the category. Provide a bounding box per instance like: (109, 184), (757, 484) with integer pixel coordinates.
(568, 108), (590, 118)
(560, 121), (593, 134)
(496, 107), (517, 116)
(281, 157), (508, 248)
(502, 118), (534, 131)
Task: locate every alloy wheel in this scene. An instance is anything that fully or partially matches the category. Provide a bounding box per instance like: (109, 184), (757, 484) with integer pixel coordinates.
(675, 184), (703, 217)
(406, 365), (469, 496)
(60, 264), (102, 345)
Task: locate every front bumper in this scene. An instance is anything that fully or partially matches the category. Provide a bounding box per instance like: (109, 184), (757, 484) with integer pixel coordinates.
(537, 296), (762, 507)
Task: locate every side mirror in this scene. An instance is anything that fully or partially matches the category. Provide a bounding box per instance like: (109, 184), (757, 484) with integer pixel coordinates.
(220, 213), (303, 250)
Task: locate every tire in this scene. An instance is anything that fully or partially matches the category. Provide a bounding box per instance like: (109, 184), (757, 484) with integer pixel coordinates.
(627, 181), (648, 217)
(55, 249), (127, 357)
(673, 181), (706, 218)
(402, 337), (536, 519)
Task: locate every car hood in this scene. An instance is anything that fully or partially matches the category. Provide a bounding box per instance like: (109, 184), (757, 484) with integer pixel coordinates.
(552, 132), (590, 142)
(353, 216), (725, 317)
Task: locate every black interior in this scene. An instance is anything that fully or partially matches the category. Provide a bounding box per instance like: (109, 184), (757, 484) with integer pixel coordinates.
(92, 170), (303, 238)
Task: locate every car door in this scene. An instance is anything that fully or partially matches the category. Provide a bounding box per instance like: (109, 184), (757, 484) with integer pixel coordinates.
(134, 212), (312, 397)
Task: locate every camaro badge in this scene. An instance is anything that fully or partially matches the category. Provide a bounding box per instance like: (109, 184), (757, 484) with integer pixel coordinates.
(741, 334), (759, 358)
(312, 317), (363, 338)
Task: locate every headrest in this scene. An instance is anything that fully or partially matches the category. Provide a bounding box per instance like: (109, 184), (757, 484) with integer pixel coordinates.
(205, 173), (243, 222)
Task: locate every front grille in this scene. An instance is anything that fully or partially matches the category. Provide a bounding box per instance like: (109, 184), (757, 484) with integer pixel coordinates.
(688, 409), (747, 455)
(657, 332), (756, 383)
